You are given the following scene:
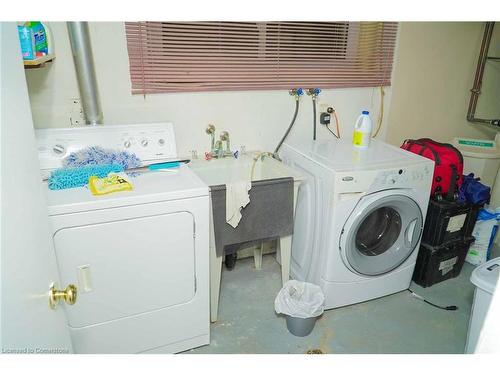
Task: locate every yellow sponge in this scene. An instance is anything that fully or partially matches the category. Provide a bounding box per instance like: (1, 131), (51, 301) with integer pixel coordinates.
(88, 172), (133, 196)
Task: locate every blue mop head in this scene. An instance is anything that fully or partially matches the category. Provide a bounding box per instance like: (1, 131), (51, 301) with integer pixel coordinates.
(48, 146), (143, 190)
(48, 164), (124, 190)
(63, 146), (142, 171)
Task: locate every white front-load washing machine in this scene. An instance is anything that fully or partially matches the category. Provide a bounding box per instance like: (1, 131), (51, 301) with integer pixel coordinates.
(36, 123), (210, 353)
(280, 138), (434, 309)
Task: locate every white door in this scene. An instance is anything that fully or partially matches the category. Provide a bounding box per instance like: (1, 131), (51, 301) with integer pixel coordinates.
(339, 191), (423, 276)
(53, 210), (196, 328)
(0, 22), (73, 353)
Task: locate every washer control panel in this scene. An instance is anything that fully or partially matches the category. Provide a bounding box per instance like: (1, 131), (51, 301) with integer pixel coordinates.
(375, 164), (432, 188)
(378, 166), (430, 187)
(337, 163), (433, 194)
(36, 123), (177, 170)
(381, 169), (409, 186)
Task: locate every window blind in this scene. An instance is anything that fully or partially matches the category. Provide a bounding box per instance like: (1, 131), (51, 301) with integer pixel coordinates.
(125, 22), (398, 94)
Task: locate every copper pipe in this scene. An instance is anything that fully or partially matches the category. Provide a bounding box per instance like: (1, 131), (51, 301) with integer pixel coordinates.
(467, 22), (499, 128)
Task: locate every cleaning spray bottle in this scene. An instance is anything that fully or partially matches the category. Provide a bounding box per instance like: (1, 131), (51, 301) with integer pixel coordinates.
(25, 22), (52, 56)
(353, 110), (373, 148)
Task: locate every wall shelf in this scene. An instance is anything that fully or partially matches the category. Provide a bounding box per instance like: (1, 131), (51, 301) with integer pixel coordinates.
(23, 54), (55, 69)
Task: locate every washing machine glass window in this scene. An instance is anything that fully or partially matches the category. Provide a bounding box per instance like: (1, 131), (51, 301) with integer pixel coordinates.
(355, 207), (402, 256)
(342, 194), (423, 276)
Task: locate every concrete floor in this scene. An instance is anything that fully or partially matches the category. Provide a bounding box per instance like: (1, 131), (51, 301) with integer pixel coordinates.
(187, 254), (478, 354)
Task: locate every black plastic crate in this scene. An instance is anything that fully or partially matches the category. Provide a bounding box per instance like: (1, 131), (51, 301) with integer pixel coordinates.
(412, 237), (475, 288)
(422, 199), (480, 246)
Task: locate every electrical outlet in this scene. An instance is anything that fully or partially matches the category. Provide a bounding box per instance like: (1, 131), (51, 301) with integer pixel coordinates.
(318, 100), (330, 113)
(69, 98), (85, 126)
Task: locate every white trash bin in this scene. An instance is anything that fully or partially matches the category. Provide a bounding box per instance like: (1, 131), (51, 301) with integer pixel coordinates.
(452, 137), (500, 188)
(465, 257), (500, 353)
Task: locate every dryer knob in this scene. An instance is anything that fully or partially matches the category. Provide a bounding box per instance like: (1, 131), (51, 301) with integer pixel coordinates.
(52, 144), (65, 155)
(124, 140), (132, 148)
(141, 139), (149, 147)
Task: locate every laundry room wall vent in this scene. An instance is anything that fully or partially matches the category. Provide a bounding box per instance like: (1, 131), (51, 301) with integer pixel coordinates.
(124, 22), (398, 94)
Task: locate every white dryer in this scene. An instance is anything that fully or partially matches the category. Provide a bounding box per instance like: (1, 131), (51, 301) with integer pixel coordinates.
(280, 138), (434, 309)
(36, 123), (210, 353)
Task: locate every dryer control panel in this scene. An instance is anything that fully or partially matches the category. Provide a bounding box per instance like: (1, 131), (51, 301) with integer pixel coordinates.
(36, 123), (178, 171)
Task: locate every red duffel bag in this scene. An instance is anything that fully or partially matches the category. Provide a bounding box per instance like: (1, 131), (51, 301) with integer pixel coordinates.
(401, 138), (463, 200)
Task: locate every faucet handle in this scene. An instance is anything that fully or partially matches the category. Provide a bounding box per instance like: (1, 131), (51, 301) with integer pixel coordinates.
(206, 124), (216, 135)
(220, 131), (231, 154)
(306, 88), (321, 96)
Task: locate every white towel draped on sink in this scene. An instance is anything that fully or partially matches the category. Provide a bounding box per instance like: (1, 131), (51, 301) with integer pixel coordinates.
(226, 181), (252, 228)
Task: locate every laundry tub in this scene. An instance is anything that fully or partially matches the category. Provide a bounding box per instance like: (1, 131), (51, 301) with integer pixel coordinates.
(465, 257), (500, 353)
(189, 152), (304, 322)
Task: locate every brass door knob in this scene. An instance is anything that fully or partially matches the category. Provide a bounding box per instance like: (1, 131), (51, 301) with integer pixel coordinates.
(49, 284), (77, 310)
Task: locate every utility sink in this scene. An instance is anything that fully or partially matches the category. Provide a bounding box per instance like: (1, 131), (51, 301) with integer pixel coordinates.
(189, 152), (303, 186)
(189, 152), (304, 323)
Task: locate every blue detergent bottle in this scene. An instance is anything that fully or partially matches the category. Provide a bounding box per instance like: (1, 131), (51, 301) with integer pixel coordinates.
(25, 21), (48, 56)
(17, 25), (35, 60)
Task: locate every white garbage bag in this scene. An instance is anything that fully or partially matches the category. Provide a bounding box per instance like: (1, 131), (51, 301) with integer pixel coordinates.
(274, 280), (325, 319)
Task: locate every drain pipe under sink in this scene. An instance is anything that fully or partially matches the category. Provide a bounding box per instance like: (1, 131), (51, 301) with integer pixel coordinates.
(67, 22), (103, 126)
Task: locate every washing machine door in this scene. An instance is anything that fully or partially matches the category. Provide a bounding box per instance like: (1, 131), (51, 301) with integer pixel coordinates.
(339, 191), (423, 276)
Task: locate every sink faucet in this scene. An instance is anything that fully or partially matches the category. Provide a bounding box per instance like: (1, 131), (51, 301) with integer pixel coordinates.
(219, 131), (232, 156)
(205, 125), (234, 159)
(206, 124), (216, 152)
(214, 140), (224, 158)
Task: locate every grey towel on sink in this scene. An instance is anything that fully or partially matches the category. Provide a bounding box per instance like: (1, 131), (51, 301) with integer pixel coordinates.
(209, 177), (294, 257)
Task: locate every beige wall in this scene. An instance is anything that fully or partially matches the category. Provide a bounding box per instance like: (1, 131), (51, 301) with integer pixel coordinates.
(25, 22), (392, 158)
(386, 22), (497, 146)
(25, 22), (499, 157)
